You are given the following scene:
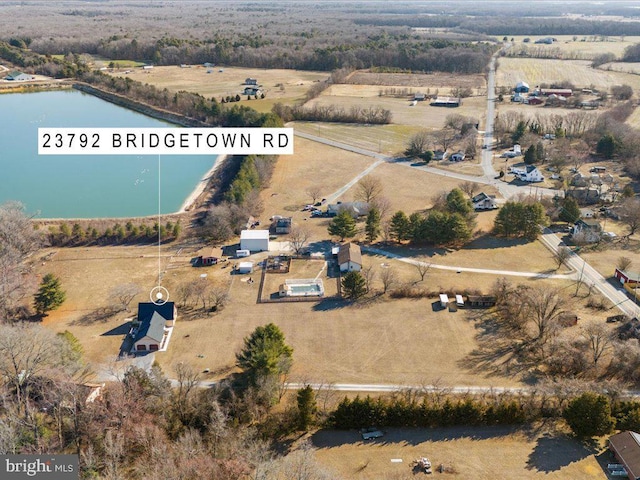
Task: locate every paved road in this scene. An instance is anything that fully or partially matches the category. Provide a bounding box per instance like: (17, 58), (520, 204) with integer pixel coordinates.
(539, 229), (640, 318)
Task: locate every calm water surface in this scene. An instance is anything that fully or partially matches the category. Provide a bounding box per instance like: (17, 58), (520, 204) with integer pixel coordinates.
(0, 90), (216, 218)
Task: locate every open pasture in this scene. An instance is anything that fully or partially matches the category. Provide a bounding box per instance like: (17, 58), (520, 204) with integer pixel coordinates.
(496, 58), (640, 91)
(504, 35), (640, 60)
(305, 85), (487, 129)
(112, 65), (329, 111)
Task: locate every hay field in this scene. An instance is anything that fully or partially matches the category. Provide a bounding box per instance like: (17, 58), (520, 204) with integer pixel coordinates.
(111, 66), (328, 110)
(496, 58), (640, 91)
(504, 35), (640, 60)
(305, 85), (487, 129)
(313, 426), (608, 480)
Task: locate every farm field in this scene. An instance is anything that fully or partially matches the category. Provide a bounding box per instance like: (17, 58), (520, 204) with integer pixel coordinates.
(312, 425), (608, 480)
(496, 58), (640, 91)
(111, 65), (329, 112)
(503, 35), (640, 59)
(305, 85), (487, 130)
(345, 71), (486, 92)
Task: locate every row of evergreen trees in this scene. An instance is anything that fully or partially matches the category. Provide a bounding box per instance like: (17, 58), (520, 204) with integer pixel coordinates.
(46, 220), (181, 246)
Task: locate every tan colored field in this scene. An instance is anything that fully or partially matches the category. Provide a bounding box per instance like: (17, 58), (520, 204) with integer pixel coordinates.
(496, 58), (640, 91)
(627, 105), (640, 128)
(346, 71), (486, 91)
(305, 85), (487, 129)
(293, 122), (423, 156)
(112, 65), (328, 112)
(312, 425), (608, 480)
(504, 35), (640, 60)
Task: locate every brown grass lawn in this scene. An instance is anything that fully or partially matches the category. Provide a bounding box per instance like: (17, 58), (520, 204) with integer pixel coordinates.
(293, 122), (423, 157)
(504, 35), (640, 59)
(305, 86), (487, 130)
(111, 66), (329, 111)
(312, 425), (608, 480)
(496, 58), (640, 91)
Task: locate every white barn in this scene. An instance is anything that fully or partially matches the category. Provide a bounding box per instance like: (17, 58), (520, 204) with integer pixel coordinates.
(240, 230), (269, 252)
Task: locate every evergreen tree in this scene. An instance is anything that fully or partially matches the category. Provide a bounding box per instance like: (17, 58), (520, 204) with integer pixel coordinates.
(564, 392), (615, 438)
(297, 385), (318, 431)
(597, 134), (618, 159)
(328, 210), (356, 241)
(364, 208), (381, 243)
(524, 145), (537, 165)
(341, 271), (367, 300)
(446, 188), (473, 218)
(389, 211), (411, 243)
(236, 323), (293, 386)
(34, 273), (66, 316)
(494, 202), (548, 240)
(512, 120), (527, 143)
(535, 142), (545, 163)
(559, 197), (581, 224)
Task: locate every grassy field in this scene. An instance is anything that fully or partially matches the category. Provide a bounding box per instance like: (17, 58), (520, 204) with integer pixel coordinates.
(496, 58), (640, 91)
(312, 424), (608, 479)
(503, 35), (640, 60)
(111, 65), (328, 112)
(306, 85), (487, 130)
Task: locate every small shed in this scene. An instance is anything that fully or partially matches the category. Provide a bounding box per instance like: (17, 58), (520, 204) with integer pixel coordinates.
(515, 81), (530, 93)
(455, 294), (465, 307)
(240, 229), (269, 252)
(439, 294), (449, 308)
(245, 78), (258, 85)
(338, 243), (362, 272)
(237, 262), (253, 274)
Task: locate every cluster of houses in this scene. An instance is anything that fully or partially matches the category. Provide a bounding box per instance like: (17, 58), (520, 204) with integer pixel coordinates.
(510, 81), (599, 108)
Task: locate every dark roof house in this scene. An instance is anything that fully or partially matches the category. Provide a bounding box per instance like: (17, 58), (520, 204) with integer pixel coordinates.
(132, 302), (177, 352)
(610, 431), (640, 480)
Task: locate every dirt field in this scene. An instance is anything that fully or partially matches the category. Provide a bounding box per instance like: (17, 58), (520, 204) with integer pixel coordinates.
(504, 35), (640, 60)
(306, 85), (487, 129)
(111, 65), (329, 112)
(312, 425), (608, 479)
(496, 58), (640, 91)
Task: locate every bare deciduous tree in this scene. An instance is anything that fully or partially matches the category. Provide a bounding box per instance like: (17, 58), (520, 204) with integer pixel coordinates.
(522, 286), (565, 343)
(355, 176), (383, 204)
(109, 283), (142, 312)
(305, 186), (322, 205)
(414, 262), (431, 282)
(361, 265), (376, 293)
(380, 267), (396, 294)
(619, 197), (640, 238)
(617, 256), (632, 272)
(460, 181), (480, 199)
(554, 246), (572, 269)
(370, 196), (392, 220)
(582, 323), (613, 369)
(288, 225), (312, 255)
